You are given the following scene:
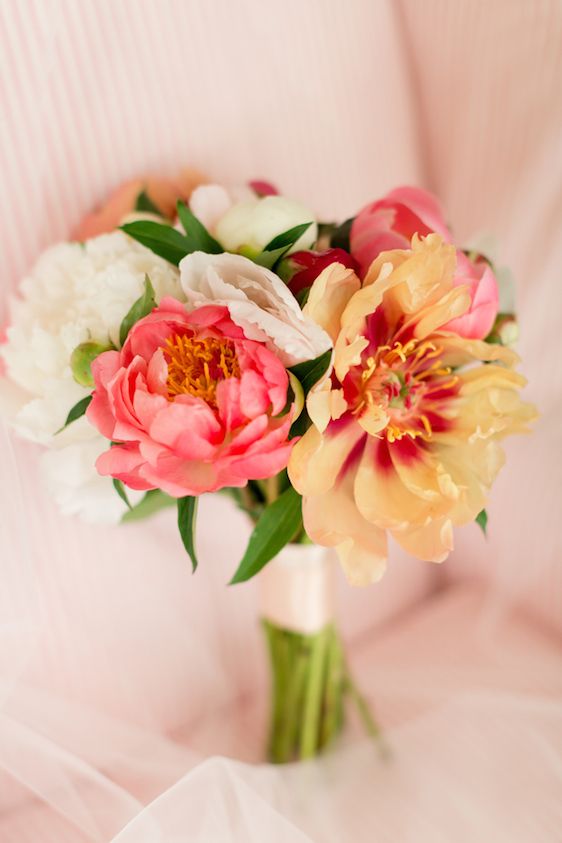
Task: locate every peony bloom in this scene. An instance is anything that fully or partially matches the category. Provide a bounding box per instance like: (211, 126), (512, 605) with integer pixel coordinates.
(289, 235), (536, 586)
(0, 230), (182, 522)
(350, 186), (500, 339)
(88, 298), (294, 496)
(189, 184), (317, 256)
(179, 251), (331, 366)
(72, 168), (205, 241)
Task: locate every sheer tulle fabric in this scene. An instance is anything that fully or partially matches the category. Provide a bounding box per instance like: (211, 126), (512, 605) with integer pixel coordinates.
(1, 0), (561, 840)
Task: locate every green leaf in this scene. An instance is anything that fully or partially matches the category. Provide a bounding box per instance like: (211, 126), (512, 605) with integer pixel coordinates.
(56, 395), (92, 433)
(288, 349), (333, 439)
(119, 274), (156, 347)
(330, 217), (354, 251)
(121, 220), (193, 265)
(176, 202), (223, 253)
(135, 189), (162, 215)
(177, 496), (199, 572)
(289, 349), (332, 395)
(122, 489), (176, 523)
(264, 222), (313, 252)
(230, 487), (302, 584)
(252, 222), (314, 271)
(253, 245), (292, 270)
(475, 509), (488, 535)
(112, 478), (132, 511)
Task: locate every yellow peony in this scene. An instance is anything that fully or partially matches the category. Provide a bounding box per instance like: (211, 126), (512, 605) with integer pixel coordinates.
(288, 234), (536, 585)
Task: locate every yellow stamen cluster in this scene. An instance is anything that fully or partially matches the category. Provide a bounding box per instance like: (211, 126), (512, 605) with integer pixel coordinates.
(358, 339), (459, 443)
(164, 334), (240, 406)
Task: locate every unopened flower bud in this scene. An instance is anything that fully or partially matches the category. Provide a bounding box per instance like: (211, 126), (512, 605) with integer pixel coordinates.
(71, 341), (113, 387)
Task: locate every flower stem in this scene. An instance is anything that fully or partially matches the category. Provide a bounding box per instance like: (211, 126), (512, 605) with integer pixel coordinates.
(299, 626), (329, 758)
(263, 620), (386, 763)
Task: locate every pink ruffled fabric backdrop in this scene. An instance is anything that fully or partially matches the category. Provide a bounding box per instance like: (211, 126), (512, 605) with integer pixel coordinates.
(0, 0), (561, 839)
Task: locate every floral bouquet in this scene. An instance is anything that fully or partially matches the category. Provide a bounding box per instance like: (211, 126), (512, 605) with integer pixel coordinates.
(0, 172), (536, 763)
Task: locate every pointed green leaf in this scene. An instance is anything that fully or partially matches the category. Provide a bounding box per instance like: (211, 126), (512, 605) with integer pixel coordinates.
(475, 509), (488, 535)
(119, 274), (156, 347)
(56, 395), (93, 433)
(135, 189), (162, 215)
(289, 349), (332, 395)
(264, 222), (313, 252)
(251, 222), (314, 271)
(177, 496), (199, 571)
(121, 220), (193, 265)
(253, 245), (291, 269)
(288, 349), (333, 439)
(176, 201), (223, 253)
(230, 487), (302, 584)
(113, 478), (133, 511)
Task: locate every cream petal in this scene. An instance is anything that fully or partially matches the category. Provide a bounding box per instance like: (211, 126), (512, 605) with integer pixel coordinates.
(357, 403), (389, 436)
(410, 286), (471, 338)
(304, 263), (361, 343)
(392, 517), (454, 563)
(302, 476), (388, 587)
(288, 421), (365, 496)
(334, 334), (368, 382)
(188, 184), (233, 233)
(437, 334), (519, 368)
(307, 386), (348, 432)
(354, 437), (434, 529)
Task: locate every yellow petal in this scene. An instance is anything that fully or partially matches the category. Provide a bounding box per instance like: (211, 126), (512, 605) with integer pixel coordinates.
(302, 475), (388, 586)
(392, 517), (454, 563)
(354, 437), (435, 529)
(288, 421), (365, 496)
(357, 403), (389, 436)
(304, 263), (361, 342)
(334, 334), (368, 382)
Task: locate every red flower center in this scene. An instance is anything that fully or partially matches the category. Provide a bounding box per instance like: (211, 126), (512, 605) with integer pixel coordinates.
(349, 339), (458, 442)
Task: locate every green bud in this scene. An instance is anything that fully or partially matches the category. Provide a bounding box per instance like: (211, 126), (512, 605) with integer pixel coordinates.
(71, 341), (113, 387)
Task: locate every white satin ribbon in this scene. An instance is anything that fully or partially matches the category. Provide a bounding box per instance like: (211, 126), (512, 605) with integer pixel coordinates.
(258, 544), (335, 635)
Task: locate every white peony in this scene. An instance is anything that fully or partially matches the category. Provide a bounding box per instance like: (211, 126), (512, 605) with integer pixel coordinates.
(189, 184), (318, 255)
(179, 251), (331, 367)
(0, 230), (182, 522)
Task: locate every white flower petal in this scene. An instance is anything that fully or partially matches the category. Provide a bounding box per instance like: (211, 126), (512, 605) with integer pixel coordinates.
(0, 230), (181, 521)
(188, 184), (233, 232)
(180, 252), (331, 366)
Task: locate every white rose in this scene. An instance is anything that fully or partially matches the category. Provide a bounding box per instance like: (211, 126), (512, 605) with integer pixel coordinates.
(179, 252), (331, 367)
(0, 230), (181, 522)
(189, 184), (317, 255)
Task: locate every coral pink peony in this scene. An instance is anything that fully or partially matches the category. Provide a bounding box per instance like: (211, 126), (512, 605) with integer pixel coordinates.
(87, 298), (294, 496)
(350, 186), (499, 339)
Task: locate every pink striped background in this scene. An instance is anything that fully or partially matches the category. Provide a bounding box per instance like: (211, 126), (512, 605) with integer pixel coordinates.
(0, 1), (561, 840)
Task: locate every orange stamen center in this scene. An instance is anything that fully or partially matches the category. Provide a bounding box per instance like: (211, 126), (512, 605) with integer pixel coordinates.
(163, 334), (240, 406)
